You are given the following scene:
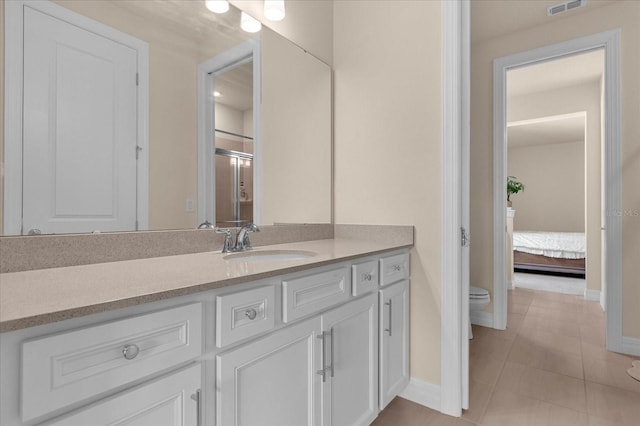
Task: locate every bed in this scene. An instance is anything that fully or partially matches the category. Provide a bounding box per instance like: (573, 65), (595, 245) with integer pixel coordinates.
(513, 231), (586, 277)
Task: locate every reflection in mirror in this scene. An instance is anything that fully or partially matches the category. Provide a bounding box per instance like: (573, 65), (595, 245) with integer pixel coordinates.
(213, 60), (254, 227)
(1, 0), (331, 236)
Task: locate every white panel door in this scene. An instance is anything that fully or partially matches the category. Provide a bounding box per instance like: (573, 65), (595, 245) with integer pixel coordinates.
(22, 6), (138, 234)
(217, 317), (322, 426)
(321, 293), (378, 426)
(45, 364), (201, 426)
(379, 280), (410, 409)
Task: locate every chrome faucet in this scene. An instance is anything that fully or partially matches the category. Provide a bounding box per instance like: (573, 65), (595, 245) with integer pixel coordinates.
(215, 223), (260, 253)
(234, 223), (260, 251)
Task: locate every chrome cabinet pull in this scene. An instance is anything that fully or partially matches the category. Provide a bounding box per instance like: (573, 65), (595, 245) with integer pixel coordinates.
(190, 389), (201, 426)
(316, 333), (327, 382)
(122, 343), (140, 360)
(329, 328), (335, 378)
(385, 300), (393, 336)
(392, 264), (402, 272)
(245, 308), (257, 320)
(362, 273), (373, 281)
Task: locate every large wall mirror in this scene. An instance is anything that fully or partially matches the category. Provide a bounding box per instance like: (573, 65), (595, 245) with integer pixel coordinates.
(1, 0), (332, 236)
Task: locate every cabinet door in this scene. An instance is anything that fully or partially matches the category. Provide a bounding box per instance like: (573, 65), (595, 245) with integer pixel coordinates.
(321, 293), (378, 426)
(217, 317), (322, 426)
(379, 280), (410, 409)
(45, 364), (201, 426)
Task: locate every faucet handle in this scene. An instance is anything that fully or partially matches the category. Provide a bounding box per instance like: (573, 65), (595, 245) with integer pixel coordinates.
(198, 221), (214, 229)
(215, 228), (233, 253)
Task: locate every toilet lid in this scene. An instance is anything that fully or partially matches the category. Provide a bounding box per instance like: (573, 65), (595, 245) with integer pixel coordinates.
(470, 286), (489, 298)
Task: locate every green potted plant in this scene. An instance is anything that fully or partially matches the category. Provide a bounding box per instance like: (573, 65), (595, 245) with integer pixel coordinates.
(507, 176), (524, 207)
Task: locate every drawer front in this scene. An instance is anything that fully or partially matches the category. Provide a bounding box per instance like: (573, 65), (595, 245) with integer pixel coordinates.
(379, 253), (410, 286)
(283, 267), (351, 323)
(22, 303), (202, 423)
(43, 363), (202, 426)
(352, 260), (379, 296)
(216, 286), (276, 348)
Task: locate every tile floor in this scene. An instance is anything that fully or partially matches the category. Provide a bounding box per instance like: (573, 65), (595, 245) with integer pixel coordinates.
(372, 279), (640, 426)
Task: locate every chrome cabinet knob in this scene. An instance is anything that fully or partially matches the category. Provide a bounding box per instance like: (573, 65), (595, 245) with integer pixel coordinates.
(393, 265), (402, 272)
(122, 343), (140, 360)
(245, 308), (257, 320)
(362, 273), (373, 281)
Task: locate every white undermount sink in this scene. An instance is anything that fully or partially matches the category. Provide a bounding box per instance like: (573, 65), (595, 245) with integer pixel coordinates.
(223, 249), (317, 262)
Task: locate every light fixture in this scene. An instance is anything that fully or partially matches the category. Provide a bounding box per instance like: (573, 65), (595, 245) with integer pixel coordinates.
(264, 0), (285, 21)
(213, 91), (221, 97)
(205, 0), (229, 14)
(241, 11), (262, 33)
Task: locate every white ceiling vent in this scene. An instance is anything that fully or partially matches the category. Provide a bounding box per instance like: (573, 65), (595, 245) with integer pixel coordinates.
(547, 0), (587, 16)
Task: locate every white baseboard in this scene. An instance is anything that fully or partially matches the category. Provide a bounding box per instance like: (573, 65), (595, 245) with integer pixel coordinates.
(470, 310), (494, 328)
(622, 336), (640, 356)
(399, 377), (441, 412)
(584, 289), (601, 302)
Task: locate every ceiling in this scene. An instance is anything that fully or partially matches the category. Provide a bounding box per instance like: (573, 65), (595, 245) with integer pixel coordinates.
(508, 113), (586, 148)
(471, 0), (618, 44)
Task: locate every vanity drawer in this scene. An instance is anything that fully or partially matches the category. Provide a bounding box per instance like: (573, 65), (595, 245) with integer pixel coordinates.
(21, 303), (202, 423)
(283, 267), (351, 322)
(216, 285), (276, 348)
(352, 260), (379, 296)
(379, 252), (410, 286)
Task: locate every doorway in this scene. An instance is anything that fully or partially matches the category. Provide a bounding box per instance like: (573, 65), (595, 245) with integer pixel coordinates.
(492, 30), (623, 353)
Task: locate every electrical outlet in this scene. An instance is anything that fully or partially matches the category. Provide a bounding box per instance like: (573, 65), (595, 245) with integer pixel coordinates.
(186, 198), (194, 212)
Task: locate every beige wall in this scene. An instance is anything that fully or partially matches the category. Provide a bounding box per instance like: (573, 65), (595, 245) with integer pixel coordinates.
(508, 81), (602, 291)
(471, 1), (640, 338)
(508, 141), (585, 232)
(334, 0), (442, 384)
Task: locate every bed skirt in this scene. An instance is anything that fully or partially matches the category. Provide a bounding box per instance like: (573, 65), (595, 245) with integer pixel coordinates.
(514, 250), (585, 278)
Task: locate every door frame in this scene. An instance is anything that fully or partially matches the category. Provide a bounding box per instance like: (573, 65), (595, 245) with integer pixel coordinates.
(440, 0), (470, 417)
(197, 39), (261, 227)
(3, 0), (149, 234)
(492, 31), (624, 351)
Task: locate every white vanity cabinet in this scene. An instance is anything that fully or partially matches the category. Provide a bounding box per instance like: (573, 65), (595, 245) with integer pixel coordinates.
(0, 249), (411, 426)
(43, 364), (202, 426)
(216, 277), (379, 426)
(216, 317), (323, 426)
(321, 292), (379, 426)
(378, 253), (410, 410)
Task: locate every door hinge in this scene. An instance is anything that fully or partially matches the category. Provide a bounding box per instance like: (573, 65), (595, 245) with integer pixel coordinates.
(136, 72), (139, 86)
(136, 145), (142, 160)
(461, 227), (470, 247)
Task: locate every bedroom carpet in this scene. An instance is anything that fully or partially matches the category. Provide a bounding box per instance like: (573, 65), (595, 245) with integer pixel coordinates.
(513, 271), (585, 295)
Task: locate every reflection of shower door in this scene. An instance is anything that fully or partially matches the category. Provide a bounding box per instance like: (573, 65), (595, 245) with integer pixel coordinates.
(215, 148), (253, 227)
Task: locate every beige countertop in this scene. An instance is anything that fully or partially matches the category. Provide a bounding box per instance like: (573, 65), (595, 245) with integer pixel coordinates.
(0, 238), (412, 333)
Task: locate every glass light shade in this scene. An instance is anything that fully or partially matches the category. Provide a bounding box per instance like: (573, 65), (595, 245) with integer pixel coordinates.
(205, 0), (229, 14)
(240, 11), (262, 33)
(264, 0), (285, 21)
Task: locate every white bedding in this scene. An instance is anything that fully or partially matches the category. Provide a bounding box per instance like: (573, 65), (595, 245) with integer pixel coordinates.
(513, 231), (586, 259)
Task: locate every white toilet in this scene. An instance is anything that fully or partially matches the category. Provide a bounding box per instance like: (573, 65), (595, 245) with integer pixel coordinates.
(469, 286), (490, 339)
